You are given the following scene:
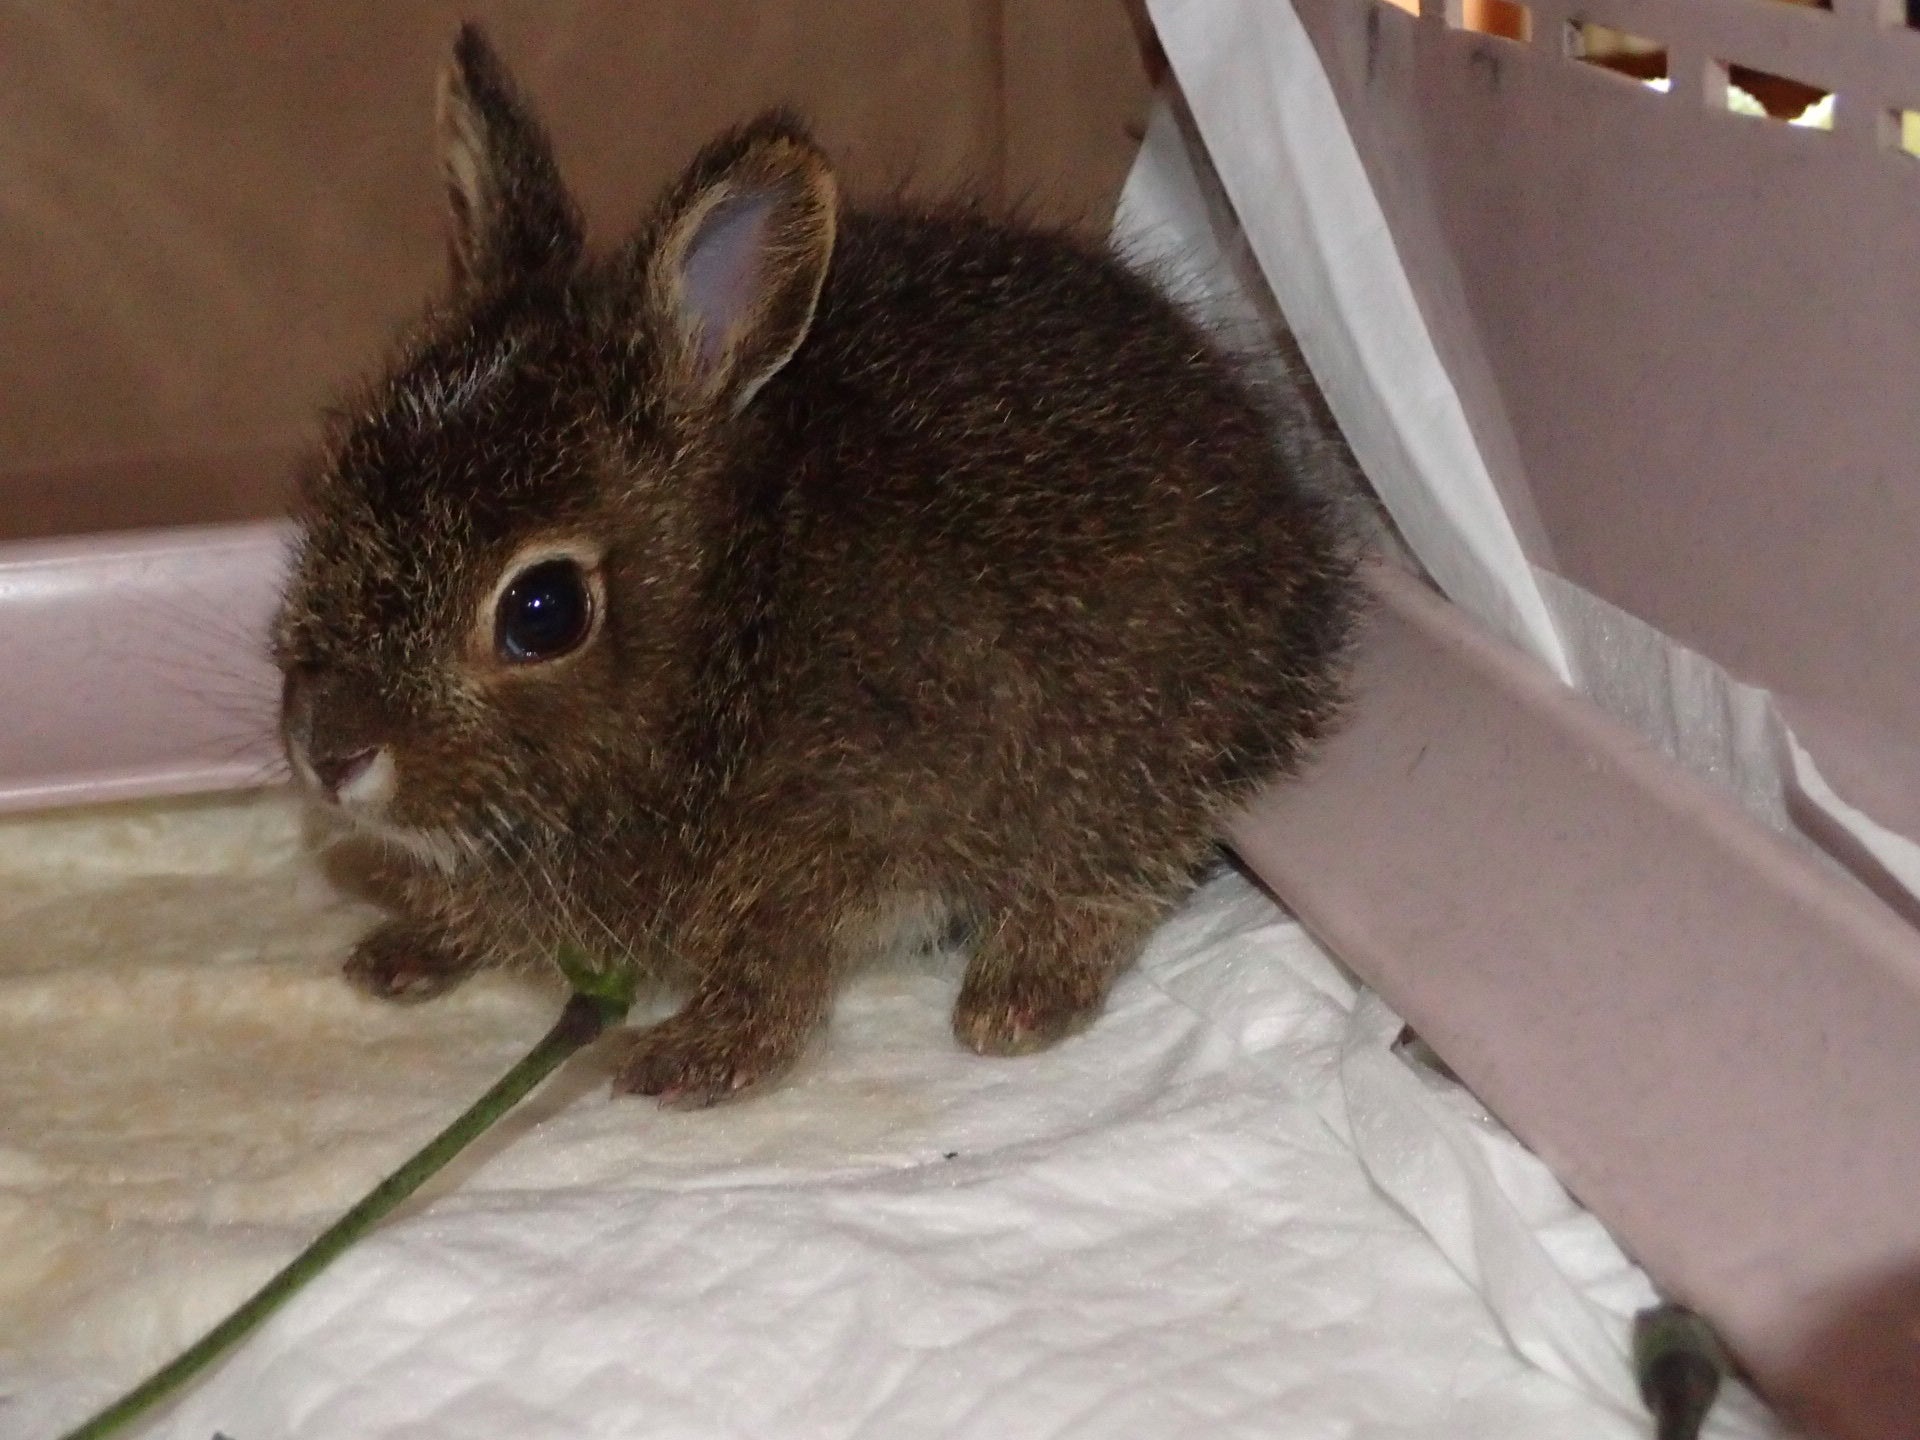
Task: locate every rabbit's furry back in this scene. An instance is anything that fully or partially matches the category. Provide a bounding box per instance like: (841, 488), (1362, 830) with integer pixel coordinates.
(275, 25), (1358, 1105)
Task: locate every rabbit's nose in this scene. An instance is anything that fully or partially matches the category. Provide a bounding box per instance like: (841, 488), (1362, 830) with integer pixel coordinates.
(310, 745), (396, 810)
(311, 746), (377, 794)
(282, 667), (397, 809)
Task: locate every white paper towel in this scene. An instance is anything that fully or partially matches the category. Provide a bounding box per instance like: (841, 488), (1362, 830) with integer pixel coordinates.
(1138, 0), (1571, 683)
(3, 789), (1785, 1439)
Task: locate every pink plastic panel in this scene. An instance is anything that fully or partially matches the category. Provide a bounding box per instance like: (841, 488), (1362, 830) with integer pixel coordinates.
(1292, 0), (1920, 833)
(0, 522), (289, 811)
(1233, 564), (1920, 1439)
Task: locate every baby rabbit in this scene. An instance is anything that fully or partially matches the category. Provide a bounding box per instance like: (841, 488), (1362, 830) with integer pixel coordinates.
(276, 25), (1357, 1106)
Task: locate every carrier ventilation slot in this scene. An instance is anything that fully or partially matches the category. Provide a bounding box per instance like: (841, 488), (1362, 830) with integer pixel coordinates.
(1887, 110), (1920, 157)
(1715, 61), (1834, 128)
(1449, 0), (1532, 43)
(1566, 23), (1670, 85)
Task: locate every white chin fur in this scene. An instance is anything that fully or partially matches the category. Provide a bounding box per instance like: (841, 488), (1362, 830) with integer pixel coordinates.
(308, 773), (465, 875)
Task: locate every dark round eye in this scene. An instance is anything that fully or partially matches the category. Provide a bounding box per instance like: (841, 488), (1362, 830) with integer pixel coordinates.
(495, 558), (594, 663)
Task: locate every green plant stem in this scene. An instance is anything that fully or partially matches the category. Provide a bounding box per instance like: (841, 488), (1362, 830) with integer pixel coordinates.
(60, 979), (628, 1440)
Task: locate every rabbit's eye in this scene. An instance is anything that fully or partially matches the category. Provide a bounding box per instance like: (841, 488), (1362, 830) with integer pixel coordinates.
(495, 558), (594, 663)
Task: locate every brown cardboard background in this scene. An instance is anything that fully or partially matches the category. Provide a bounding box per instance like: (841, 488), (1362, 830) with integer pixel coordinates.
(1, 1), (1147, 538)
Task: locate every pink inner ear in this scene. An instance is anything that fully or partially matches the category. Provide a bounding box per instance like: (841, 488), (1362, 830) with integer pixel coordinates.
(679, 189), (779, 374)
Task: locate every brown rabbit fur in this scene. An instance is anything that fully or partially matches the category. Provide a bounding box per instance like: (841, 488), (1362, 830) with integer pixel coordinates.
(275, 25), (1357, 1106)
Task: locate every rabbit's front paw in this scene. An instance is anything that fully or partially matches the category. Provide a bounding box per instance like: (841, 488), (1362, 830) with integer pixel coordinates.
(344, 919), (479, 1003)
(952, 965), (1108, 1057)
(613, 1003), (812, 1108)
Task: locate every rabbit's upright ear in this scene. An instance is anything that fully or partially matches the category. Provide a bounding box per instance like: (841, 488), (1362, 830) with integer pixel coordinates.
(436, 24), (583, 295)
(642, 114), (839, 413)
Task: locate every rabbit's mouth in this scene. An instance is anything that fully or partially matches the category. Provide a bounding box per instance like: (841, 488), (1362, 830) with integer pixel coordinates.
(284, 733), (470, 873)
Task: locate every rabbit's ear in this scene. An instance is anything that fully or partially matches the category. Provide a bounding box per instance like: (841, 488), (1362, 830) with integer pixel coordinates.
(643, 115), (838, 413)
(436, 24), (583, 295)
